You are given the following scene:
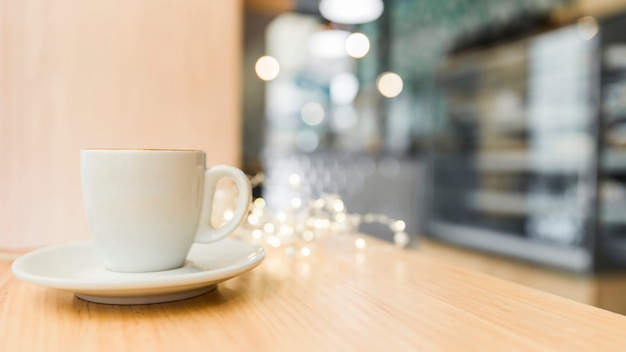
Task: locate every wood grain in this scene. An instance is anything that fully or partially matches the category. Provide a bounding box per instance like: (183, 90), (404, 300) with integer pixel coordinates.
(245, 0), (294, 16)
(418, 238), (626, 315)
(0, 0), (242, 248)
(3, 234), (626, 351)
(552, 0), (626, 23)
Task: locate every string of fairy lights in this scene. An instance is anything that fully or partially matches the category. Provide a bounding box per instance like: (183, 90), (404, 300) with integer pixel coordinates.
(215, 173), (410, 255)
(247, 2), (407, 248)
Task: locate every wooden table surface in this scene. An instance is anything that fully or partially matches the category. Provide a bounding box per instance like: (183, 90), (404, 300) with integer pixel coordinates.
(417, 238), (626, 315)
(3, 234), (626, 351)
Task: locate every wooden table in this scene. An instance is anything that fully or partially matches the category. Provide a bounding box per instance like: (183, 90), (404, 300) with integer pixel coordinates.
(418, 238), (626, 315)
(3, 234), (626, 351)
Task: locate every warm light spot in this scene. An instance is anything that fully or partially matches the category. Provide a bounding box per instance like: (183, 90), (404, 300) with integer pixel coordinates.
(280, 225), (294, 236)
(255, 56), (280, 81)
(355, 238), (367, 249)
(391, 220), (406, 232)
(263, 222), (275, 233)
(345, 32), (370, 58)
(223, 210), (234, 221)
(332, 199), (345, 212)
(290, 197), (303, 208)
(267, 236), (281, 248)
(302, 231), (315, 241)
(377, 72), (403, 98)
(252, 229), (263, 239)
(393, 231), (410, 248)
(312, 198), (325, 209)
(248, 214), (260, 225)
(288, 173), (301, 186)
(300, 247), (311, 256)
(314, 218), (330, 229)
(253, 197), (266, 209)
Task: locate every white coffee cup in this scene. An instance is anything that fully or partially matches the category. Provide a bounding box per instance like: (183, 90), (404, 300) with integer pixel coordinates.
(80, 149), (252, 273)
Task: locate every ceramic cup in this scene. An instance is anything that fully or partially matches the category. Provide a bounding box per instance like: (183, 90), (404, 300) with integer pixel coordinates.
(80, 149), (252, 273)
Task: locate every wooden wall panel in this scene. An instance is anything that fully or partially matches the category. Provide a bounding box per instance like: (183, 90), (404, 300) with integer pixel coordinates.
(0, 0), (242, 248)
(553, 0), (626, 23)
(245, 0), (294, 16)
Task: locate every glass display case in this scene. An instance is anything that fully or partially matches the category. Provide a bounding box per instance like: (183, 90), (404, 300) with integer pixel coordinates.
(428, 21), (603, 272)
(598, 13), (626, 269)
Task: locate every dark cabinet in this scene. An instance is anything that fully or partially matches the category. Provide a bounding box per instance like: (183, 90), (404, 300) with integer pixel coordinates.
(427, 17), (622, 272)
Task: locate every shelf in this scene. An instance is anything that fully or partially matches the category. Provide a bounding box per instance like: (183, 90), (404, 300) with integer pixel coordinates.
(479, 119), (527, 134)
(476, 150), (590, 173)
(603, 113), (626, 124)
(602, 67), (626, 83)
(601, 208), (626, 225)
(602, 148), (626, 170)
(600, 188), (626, 224)
(469, 190), (579, 216)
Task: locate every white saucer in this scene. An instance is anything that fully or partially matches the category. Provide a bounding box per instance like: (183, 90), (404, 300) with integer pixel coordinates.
(11, 238), (266, 305)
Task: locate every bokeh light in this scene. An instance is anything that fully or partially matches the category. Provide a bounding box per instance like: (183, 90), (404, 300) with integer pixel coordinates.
(255, 56), (280, 81)
(301, 102), (325, 126)
(376, 72), (403, 98)
(319, 0), (384, 25)
(309, 29), (350, 58)
(330, 73), (359, 105)
(288, 173), (301, 186)
(345, 32), (370, 58)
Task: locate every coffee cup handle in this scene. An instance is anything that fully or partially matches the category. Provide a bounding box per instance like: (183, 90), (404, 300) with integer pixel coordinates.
(194, 165), (252, 243)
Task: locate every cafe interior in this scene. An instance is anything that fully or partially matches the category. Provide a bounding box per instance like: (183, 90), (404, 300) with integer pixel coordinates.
(240, 0), (626, 313)
(6, 0), (626, 345)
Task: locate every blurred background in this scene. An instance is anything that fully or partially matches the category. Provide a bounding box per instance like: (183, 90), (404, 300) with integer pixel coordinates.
(5, 0), (626, 276)
(243, 0), (626, 273)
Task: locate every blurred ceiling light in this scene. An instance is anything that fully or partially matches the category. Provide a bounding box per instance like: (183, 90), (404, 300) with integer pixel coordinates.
(301, 102), (325, 126)
(309, 29), (350, 58)
(377, 72), (403, 98)
(319, 0), (384, 25)
(577, 16), (598, 40)
(330, 73), (359, 105)
(255, 56), (280, 81)
(345, 32), (370, 58)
